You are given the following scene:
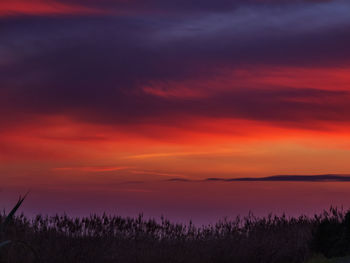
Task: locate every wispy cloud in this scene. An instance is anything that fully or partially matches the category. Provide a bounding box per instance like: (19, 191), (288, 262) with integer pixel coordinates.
(52, 166), (130, 172)
(125, 149), (235, 159)
(0, 0), (109, 16)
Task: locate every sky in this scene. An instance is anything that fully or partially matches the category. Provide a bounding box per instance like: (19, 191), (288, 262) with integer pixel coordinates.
(1, 0), (350, 221)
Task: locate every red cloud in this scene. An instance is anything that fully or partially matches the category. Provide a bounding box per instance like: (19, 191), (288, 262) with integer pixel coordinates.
(0, 0), (107, 16)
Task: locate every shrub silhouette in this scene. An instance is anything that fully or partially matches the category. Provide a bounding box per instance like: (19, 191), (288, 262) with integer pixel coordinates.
(312, 208), (350, 258)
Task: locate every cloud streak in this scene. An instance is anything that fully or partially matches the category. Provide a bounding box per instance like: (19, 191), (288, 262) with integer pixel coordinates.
(0, 0), (108, 16)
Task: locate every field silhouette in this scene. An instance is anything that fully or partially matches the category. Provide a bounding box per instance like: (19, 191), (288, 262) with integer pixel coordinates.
(2, 199), (350, 263)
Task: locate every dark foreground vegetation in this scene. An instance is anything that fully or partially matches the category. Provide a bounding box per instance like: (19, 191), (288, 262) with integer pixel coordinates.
(2, 204), (350, 263)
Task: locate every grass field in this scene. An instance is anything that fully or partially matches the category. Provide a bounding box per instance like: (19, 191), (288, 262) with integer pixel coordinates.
(1, 199), (350, 263)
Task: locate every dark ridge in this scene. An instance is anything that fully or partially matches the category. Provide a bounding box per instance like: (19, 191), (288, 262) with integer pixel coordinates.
(204, 174), (350, 182)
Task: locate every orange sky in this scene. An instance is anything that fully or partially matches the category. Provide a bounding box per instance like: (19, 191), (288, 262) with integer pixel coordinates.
(2, 66), (350, 189)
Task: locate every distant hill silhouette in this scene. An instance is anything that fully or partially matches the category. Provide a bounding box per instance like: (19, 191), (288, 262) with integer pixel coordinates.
(167, 174), (350, 182)
(206, 174), (350, 182)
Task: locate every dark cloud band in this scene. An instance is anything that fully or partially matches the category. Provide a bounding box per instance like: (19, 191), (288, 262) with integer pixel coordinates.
(1, 0), (350, 129)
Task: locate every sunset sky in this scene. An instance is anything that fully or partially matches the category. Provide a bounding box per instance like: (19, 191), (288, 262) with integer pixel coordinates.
(1, 0), (350, 221)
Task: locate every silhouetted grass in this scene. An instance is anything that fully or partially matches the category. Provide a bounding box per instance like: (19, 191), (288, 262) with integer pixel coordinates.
(1, 206), (350, 263)
(0, 194), (40, 263)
